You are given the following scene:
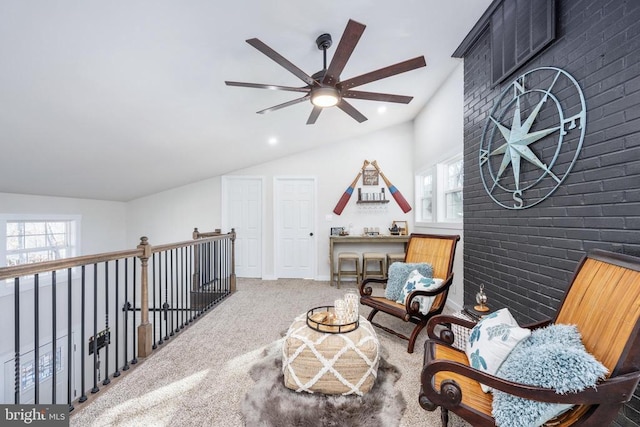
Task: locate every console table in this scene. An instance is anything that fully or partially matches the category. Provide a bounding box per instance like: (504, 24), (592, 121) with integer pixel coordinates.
(329, 235), (410, 286)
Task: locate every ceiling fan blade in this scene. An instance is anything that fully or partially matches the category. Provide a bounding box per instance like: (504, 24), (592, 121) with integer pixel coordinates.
(306, 106), (323, 125)
(342, 90), (413, 104)
(257, 95), (310, 114)
(322, 19), (366, 86)
(338, 99), (367, 123)
(246, 38), (316, 86)
(340, 56), (427, 90)
(225, 81), (311, 93)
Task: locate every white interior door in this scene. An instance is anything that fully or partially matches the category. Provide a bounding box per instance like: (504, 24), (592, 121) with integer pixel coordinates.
(222, 177), (262, 278)
(275, 177), (316, 279)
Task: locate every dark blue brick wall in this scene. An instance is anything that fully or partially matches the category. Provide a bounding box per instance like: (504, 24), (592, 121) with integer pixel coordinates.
(462, 0), (640, 424)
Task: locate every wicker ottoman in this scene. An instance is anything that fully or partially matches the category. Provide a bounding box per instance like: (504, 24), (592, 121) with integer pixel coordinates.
(282, 313), (380, 396)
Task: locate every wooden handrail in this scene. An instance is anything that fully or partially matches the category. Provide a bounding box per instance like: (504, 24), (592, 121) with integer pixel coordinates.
(0, 231), (235, 281)
(0, 248), (143, 281)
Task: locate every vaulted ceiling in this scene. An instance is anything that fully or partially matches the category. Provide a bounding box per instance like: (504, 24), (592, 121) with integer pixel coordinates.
(0, 1), (492, 201)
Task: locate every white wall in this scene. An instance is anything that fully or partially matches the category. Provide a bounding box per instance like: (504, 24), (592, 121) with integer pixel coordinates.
(0, 192), (127, 254)
(125, 122), (416, 280)
(412, 62), (466, 310)
(125, 177), (222, 246)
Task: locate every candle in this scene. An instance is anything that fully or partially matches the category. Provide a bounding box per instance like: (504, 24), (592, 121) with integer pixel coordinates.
(334, 299), (347, 324)
(344, 289), (359, 322)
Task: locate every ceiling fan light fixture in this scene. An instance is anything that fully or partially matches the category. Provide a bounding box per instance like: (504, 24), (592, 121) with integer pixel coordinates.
(310, 87), (341, 108)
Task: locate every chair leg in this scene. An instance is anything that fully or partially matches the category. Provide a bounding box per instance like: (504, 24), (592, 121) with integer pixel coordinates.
(441, 407), (449, 427)
(367, 308), (379, 323)
(407, 319), (428, 354)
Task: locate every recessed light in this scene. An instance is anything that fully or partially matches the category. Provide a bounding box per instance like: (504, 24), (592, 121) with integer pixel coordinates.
(377, 106), (387, 114)
(268, 137), (278, 145)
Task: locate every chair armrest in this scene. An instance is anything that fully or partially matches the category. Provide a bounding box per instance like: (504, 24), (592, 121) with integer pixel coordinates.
(405, 274), (454, 315)
(359, 277), (388, 296)
(425, 312), (478, 346)
(421, 353), (640, 407)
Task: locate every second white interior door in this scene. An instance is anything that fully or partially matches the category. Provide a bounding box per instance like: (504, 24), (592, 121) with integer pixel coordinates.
(274, 177), (316, 279)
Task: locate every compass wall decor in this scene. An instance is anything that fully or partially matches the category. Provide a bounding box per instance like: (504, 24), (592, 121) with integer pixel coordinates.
(479, 67), (586, 209)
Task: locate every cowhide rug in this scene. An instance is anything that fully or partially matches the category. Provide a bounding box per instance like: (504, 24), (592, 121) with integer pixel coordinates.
(241, 342), (406, 427)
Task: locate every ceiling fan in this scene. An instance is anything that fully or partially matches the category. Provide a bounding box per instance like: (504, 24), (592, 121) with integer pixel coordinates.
(225, 19), (427, 125)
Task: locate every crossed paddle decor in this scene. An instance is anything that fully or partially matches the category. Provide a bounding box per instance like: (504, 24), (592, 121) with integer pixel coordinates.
(333, 160), (412, 215)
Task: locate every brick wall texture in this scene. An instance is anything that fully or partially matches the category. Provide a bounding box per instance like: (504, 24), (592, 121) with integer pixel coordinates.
(462, 0), (640, 424)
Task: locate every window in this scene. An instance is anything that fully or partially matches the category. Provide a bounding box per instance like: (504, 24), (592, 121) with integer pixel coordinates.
(415, 155), (463, 224)
(416, 168), (434, 222)
(6, 220), (75, 266)
(444, 158), (464, 221)
(20, 347), (63, 390)
(0, 215), (80, 268)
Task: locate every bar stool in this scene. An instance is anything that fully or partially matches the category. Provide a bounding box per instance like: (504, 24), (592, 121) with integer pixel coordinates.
(362, 252), (386, 281)
(337, 252), (361, 289)
(387, 252), (405, 268)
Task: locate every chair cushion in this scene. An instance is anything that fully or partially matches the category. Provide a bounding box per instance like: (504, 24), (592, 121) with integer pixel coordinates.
(465, 308), (531, 392)
(395, 269), (443, 315)
(492, 324), (608, 427)
(384, 262), (433, 301)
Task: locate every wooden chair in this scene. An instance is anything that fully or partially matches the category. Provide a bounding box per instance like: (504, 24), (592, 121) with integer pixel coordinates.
(358, 233), (460, 353)
(419, 249), (640, 427)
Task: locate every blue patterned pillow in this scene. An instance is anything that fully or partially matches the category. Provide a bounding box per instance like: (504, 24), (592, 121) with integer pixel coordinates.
(465, 308), (531, 393)
(384, 262), (433, 301)
(395, 270), (444, 315)
(492, 324), (608, 427)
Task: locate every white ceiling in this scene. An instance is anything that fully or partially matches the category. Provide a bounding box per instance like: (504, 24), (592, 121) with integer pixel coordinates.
(0, 1), (492, 202)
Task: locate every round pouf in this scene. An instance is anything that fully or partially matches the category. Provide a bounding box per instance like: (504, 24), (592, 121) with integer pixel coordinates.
(282, 313), (380, 396)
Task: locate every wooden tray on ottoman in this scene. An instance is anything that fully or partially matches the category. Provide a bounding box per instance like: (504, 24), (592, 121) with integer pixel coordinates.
(306, 306), (359, 334)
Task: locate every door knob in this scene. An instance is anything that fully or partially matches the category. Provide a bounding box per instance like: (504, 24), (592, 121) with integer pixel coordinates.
(309, 232), (314, 236)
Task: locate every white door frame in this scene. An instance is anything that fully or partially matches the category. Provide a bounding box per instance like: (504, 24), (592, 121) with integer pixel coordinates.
(221, 176), (265, 278)
(273, 176), (317, 279)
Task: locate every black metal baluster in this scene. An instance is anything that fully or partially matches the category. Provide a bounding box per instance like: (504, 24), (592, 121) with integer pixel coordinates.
(180, 247), (185, 329)
(224, 239), (232, 295)
(67, 269), (73, 411)
(103, 262), (110, 386)
(188, 246), (194, 323)
(163, 251), (169, 342)
(174, 249), (179, 333)
(122, 260), (129, 372)
(158, 252), (164, 345)
(131, 257), (137, 365)
(195, 243), (201, 316)
(14, 277), (20, 405)
(91, 264), (99, 394)
(215, 239), (220, 292)
(199, 243), (207, 316)
(79, 267), (87, 402)
(34, 273), (40, 404)
(170, 250), (175, 336)
(151, 253), (157, 349)
(113, 260), (121, 378)
(52, 271), (57, 404)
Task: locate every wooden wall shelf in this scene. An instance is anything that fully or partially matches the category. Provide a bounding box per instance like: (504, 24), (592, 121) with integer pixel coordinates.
(356, 200), (390, 204)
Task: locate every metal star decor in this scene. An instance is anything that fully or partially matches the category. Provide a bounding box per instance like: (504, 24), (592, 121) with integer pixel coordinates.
(479, 67), (587, 209)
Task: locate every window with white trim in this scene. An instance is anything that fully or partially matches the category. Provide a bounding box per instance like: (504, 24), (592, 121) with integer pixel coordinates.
(1, 215), (80, 268)
(415, 154), (463, 224)
(416, 167), (434, 223)
(443, 157), (464, 222)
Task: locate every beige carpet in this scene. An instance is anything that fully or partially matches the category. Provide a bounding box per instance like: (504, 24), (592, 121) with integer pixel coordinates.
(70, 278), (471, 427)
